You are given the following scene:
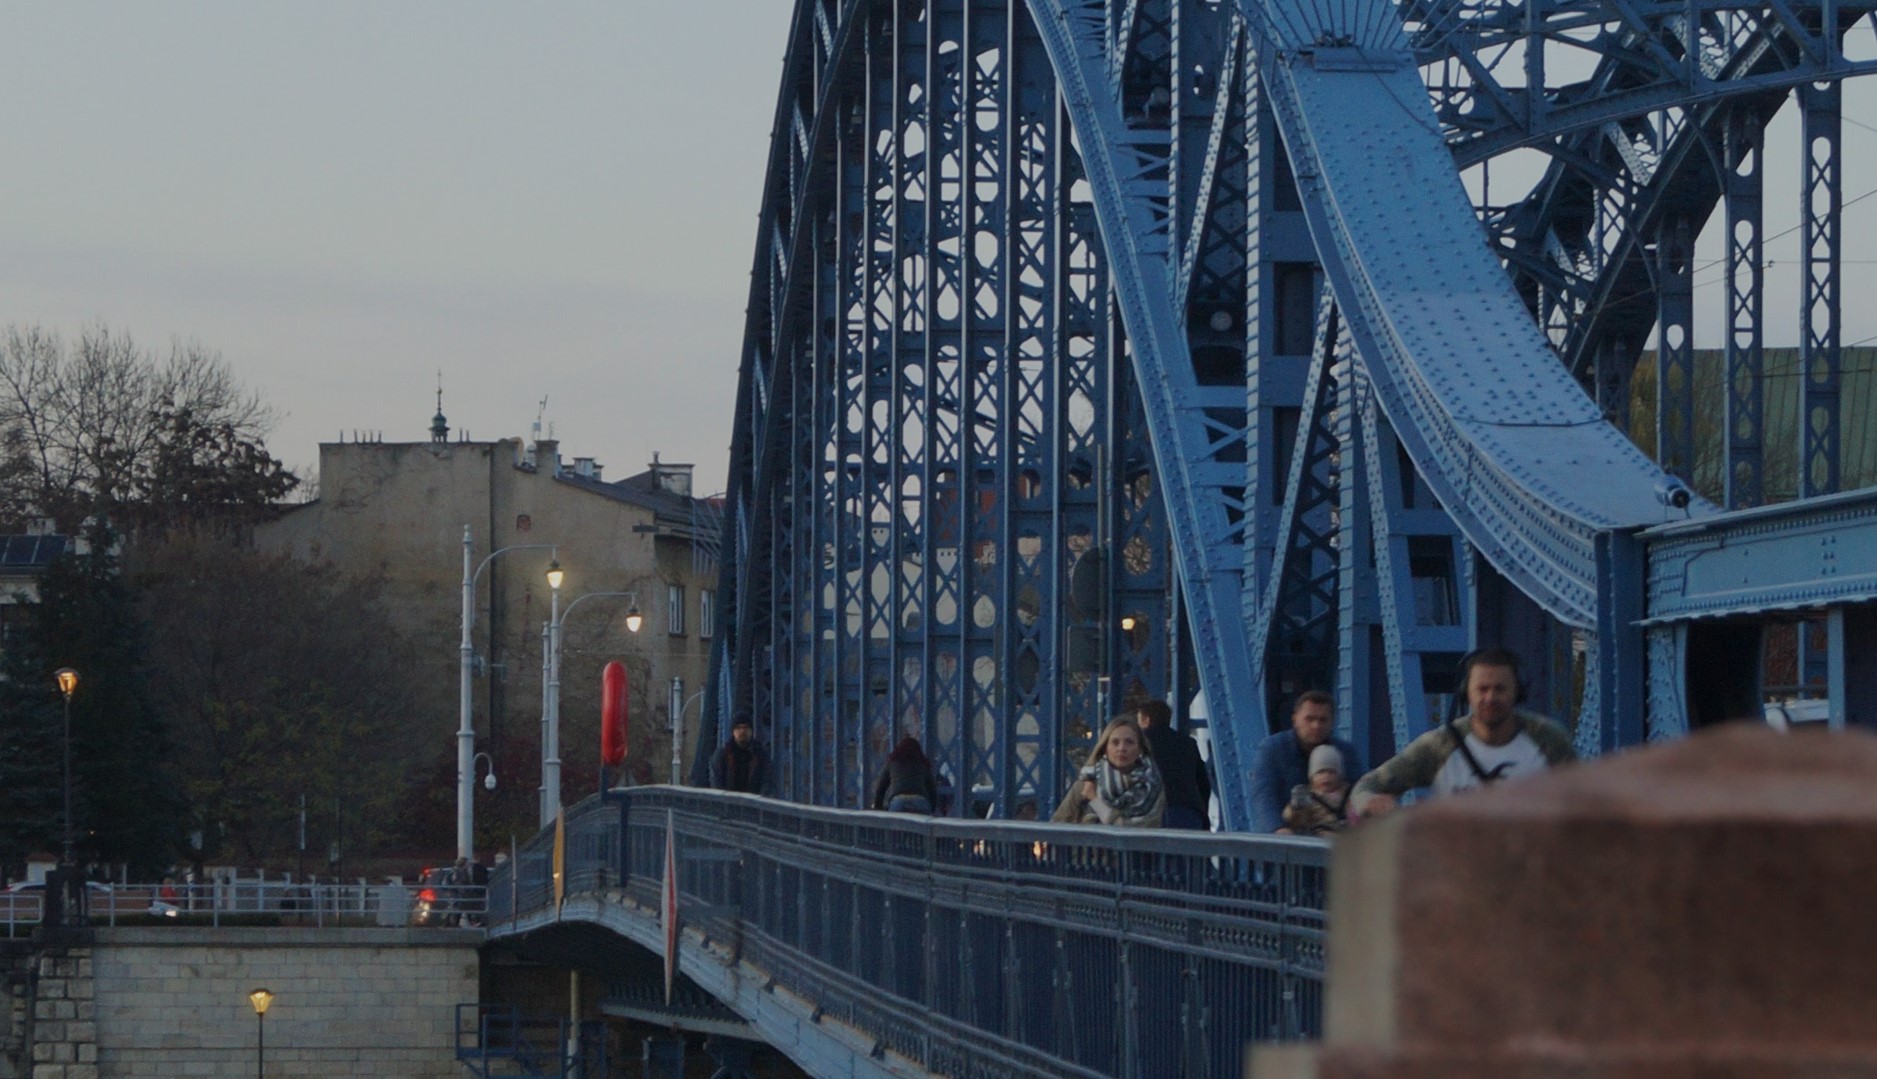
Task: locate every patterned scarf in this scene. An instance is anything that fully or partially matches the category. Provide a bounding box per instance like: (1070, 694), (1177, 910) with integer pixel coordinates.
(1085, 756), (1163, 820)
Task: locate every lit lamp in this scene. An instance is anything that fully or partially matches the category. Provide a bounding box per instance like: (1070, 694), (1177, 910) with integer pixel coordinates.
(1119, 614), (1138, 632)
(54, 668), (77, 865)
(542, 562), (563, 825)
(248, 988), (274, 1078)
(624, 603), (643, 634)
(51, 668), (79, 927)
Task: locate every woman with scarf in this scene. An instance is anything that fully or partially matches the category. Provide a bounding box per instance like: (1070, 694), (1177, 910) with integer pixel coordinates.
(1051, 717), (1166, 827)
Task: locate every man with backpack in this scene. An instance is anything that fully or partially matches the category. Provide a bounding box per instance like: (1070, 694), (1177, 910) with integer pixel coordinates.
(1350, 647), (1576, 819)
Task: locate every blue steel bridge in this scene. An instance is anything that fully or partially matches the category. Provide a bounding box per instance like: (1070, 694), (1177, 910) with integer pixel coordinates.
(485, 0), (1877, 1071)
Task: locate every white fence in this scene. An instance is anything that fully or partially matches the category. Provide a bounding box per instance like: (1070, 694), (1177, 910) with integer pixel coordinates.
(1, 879), (487, 933)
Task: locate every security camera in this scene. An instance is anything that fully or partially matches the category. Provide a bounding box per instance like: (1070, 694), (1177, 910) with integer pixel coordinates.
(483, 773), (497, 791)
(1655, 479), (1692, 510)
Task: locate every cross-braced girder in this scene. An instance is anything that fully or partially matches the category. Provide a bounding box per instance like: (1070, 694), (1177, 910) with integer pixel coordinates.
(705, 0), (1877, 824)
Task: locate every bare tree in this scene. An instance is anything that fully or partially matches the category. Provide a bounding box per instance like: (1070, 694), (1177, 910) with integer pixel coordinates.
(132, 535), (443, 867)
(0, 322), (286, 532)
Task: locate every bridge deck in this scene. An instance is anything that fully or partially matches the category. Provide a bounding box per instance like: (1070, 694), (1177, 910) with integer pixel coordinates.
(489, 788), (1328, 1079)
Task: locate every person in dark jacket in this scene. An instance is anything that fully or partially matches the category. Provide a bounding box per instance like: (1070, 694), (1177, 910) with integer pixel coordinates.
(871, 736), (939, 813)
(710, 712), (774, 794)
(1247, 690), (1359, 833)
(1136, 700), (1211, 830)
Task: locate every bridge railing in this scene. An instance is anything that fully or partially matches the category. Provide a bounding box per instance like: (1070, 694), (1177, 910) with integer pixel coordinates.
(490, 788), (1327, 1078)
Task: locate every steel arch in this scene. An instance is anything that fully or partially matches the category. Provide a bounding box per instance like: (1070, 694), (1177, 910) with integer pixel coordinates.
(705, 0), (1877, 828)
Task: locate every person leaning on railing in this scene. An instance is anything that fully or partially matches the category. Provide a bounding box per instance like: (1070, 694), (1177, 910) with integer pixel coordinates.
(1052, 717), (1165, 827)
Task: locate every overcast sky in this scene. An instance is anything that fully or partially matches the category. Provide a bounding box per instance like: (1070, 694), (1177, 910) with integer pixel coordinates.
(0, 3), (795, 491)
(1, 5), (1871, 497)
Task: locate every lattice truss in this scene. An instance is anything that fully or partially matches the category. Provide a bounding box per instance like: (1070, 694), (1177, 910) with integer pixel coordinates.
(1413, 0), (1877, 503)
(702, 0), (1877, 828)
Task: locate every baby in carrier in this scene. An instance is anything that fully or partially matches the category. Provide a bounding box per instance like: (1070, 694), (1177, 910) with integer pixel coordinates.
(1281, 744), (1350, 836)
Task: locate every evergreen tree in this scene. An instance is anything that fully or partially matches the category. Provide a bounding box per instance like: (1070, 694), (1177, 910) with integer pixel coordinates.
(0, 526), (182, 877)
(0, 652), (60, 882)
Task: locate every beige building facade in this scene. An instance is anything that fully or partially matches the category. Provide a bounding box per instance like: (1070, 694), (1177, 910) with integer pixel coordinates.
(255, 427), (719, 845)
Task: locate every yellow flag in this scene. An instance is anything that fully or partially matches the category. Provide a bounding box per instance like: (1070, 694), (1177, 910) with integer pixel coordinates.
(552, 808), (566, 913)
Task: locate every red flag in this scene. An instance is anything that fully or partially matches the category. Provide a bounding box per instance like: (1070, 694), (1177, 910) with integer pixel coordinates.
(662, 809), (678, 1005)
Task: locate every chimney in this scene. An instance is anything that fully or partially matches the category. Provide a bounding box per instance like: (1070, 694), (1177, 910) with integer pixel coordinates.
(535, 438), (560, 475)
(573, 457), (597, 479)
(650, 453), (694, 497)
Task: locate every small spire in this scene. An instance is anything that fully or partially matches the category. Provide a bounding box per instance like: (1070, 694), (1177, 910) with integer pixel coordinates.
(431, 370), (449, 443)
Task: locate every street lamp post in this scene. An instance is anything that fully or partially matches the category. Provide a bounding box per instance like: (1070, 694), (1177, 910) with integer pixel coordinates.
(539, 570), (561, 827)
(673, 687), (706, 786)
(248, 987), (273, 1078)
(458, 527), (558, 863)
(540, 589), (641, 826)
(54, 668), (77, 868)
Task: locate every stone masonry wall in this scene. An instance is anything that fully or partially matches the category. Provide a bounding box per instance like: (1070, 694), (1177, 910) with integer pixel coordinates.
(2, 940), (40, 1079)
(88, 927), (477, 1079)
(27, 945), (93, 1079)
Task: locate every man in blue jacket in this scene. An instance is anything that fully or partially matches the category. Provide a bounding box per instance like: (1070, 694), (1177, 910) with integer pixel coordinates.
(1248, 690), (1358, 833)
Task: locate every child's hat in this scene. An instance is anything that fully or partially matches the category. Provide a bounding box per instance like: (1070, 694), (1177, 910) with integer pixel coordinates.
(1308, 744), (1344, 777)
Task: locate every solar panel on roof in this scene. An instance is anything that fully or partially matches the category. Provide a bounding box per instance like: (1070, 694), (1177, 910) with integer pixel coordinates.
(0, 535), (67, 567)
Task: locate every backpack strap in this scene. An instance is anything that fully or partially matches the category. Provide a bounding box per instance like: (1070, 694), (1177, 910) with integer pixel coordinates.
(1447, 720), (1513, 785)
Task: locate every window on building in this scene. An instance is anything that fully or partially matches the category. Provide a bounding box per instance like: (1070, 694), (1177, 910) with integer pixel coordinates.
(667, 584), (685, 635)
(699, 589), (715, 639)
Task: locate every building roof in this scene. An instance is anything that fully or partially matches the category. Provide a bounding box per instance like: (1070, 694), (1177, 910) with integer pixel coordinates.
(558, 468), (690, 514)
(556, 469), (723, 552)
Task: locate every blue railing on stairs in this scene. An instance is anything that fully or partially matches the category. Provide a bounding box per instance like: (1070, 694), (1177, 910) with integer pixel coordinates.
(455, 1004), (607, 1079)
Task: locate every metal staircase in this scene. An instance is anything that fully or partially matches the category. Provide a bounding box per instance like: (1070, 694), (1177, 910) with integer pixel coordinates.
(454, 1005), (605, 1079)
